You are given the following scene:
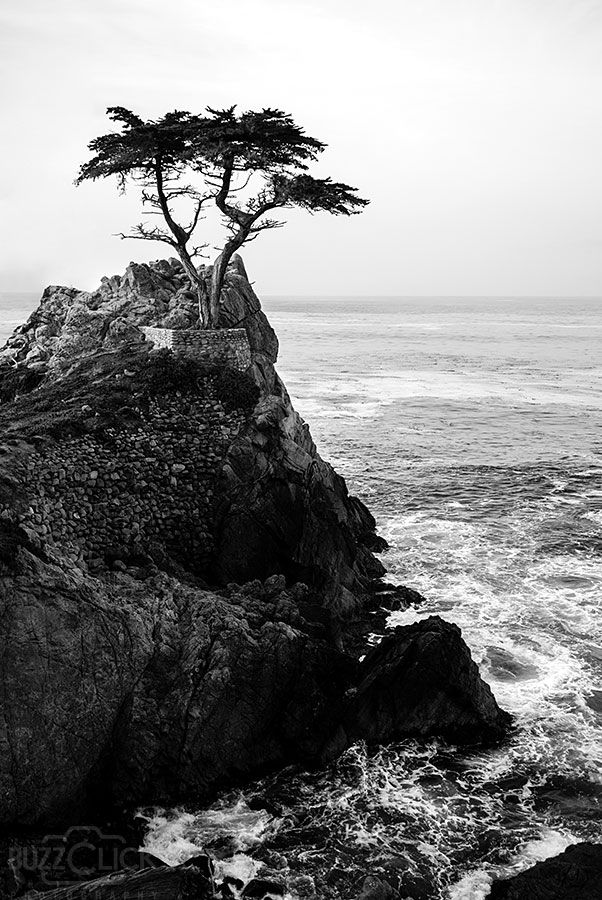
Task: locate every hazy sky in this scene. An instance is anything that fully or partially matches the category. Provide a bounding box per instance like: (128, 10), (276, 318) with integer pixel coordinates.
(1, 0), (602, 296)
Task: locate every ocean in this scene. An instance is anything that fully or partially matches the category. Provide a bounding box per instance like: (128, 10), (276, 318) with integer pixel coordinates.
(0, 293), (39, 347)
(2, 291), (601, 897)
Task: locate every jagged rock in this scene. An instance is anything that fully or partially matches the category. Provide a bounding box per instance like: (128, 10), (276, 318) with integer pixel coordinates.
(217, 255), (279, 390)
(5, 828), (167, 897)
(242, 877), (286, 897)
(487, 842), (602, 899)
(0, 255), (509, 839)
(333, 617), (511, 750)
(371, 582), (427, 612)
(0, 545), (354, 825)
(0, 544), (508, 829)
(19, 860), (214, 899)
(212, 388), (384, 603)
(0, 255), (383, 604)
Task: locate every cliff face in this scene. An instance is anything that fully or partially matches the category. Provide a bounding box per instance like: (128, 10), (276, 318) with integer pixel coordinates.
(0, 257), (384, 825)
(0, 256), (384, 605)
(0, 535), (353, 825)
(0, 258), (509, 833)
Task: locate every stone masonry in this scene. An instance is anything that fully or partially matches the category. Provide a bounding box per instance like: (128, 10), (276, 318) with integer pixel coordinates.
(140, 326), (252, 370)
(1, 379), (247, 573)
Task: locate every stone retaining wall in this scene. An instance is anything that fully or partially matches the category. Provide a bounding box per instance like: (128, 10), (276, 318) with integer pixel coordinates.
(140, 327), (251, 370)
(2, 379), (246, 573)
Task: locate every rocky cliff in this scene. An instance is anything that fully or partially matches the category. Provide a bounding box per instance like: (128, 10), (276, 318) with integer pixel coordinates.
(0, 256), (383, 607)
(0, 539), (355, 826)
(0, 258), (509, 852)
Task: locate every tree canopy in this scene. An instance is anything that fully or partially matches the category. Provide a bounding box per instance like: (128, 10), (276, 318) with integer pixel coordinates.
(76, 106), (369, 327)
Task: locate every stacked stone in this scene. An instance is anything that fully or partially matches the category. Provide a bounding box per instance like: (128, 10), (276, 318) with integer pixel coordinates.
(1, 379), (245, 574)
(140, 326), (252, 369)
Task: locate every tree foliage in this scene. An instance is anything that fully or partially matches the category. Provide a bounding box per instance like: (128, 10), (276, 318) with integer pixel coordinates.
(76, 106), (369, 327)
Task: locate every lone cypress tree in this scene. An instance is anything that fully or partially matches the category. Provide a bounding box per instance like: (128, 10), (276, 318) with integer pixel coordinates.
(77, 106), (368, 327)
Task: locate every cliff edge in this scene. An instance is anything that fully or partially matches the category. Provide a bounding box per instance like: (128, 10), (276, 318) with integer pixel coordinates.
(0, 256), (384, 608)
(0, 258), (509, 839)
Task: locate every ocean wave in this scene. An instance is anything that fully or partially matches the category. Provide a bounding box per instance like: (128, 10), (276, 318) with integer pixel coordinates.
(281, 370), (602, 419)
(449, 829), (577, 900)
(380, 493), (602, 785)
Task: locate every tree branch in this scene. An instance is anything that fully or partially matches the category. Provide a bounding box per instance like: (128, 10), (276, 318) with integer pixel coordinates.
(116, 223), (178, 248)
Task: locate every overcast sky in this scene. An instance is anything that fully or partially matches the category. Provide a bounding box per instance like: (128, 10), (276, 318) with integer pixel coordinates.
(1, 0), (601, 296)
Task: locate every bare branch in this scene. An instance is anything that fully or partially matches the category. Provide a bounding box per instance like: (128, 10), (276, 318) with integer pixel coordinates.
(190, 243), (210, 259)
(228, 172), (254, 194)
(249, 219), (285, 233)
(115, 223), (178, 248)
(184, 194), (214, 239)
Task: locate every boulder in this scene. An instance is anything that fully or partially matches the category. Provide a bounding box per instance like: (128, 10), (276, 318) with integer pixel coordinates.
(242, 877), (286, 897)
(20, 860), (213, 899)
(487, 842), (602, 899)
(341, 616), (511, 747)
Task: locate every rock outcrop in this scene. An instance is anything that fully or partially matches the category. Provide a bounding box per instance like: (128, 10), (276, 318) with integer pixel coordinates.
(0, 256), (383, 606)
(0, 535), (354, 826)
(1, 534), (508, 829)
(21, 859), (214, 899)
(0, 256), (509, 836)
(488, 842), (602, 899)
(325, 616), (511, 756)
(352, 616), (511, 744)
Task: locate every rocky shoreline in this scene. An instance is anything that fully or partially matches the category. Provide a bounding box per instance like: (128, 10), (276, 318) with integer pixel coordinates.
(0, 257), (594, 898)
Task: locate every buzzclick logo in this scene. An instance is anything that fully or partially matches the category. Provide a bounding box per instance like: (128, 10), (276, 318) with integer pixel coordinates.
(10, 826), (157, 888)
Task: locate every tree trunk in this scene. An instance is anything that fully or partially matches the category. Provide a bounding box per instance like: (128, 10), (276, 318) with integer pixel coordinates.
(210, 250), (229, 326)
(210, 232), (248, 325)
(175, 247), (211, 328)
(196, 278), (211, 329)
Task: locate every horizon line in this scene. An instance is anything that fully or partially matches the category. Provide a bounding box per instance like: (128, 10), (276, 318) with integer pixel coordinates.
(1, 289), (602, 301)
(262, 293), (602, 300)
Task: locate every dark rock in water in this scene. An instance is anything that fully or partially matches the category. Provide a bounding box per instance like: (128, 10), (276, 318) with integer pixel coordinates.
(339, 616), (511, 748)
(222, 874), (245, 897)
(487, 841), (602, 899)
(203, 834), (238, 858)
(371, 582), (428, 611)
(530, 774), (602, 820)
(18, 861), (213, 898)
(181, 854), (215, 879)
(287, 874), (316, 898)
(585, 689), (602, 713)
(242, 877), (286, 897)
